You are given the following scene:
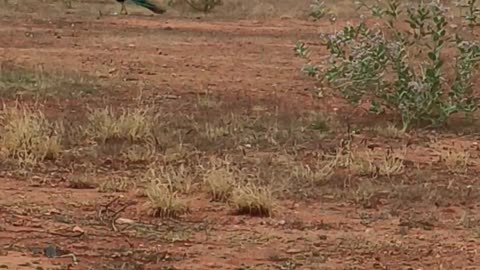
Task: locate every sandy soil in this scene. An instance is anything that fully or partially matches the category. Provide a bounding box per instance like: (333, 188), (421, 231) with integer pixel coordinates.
(0, 2), (479, 270)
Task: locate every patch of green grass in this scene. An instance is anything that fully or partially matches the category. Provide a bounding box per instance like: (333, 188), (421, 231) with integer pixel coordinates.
(0, 62), (99, 98)
(297, 0), (480, 130)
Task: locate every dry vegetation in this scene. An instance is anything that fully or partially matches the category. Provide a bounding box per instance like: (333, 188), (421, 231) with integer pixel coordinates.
(0, 0), (479, 269)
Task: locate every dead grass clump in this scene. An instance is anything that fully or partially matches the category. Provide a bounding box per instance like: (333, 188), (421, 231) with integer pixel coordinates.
(0, 105), (62, 167)
(86, 107), (157, 144)
(337, 147), (405, 178)
(377, 151), (405, 177)
(144, 182), (189, 218)
(185, 0), (223, 12)
(67, 174), (96, 189)
(204, 166), (236, 202)
(372, 123), (405, 139)
(333, 147), (377, 177)
(98, 178), (132, 193)
(123, 144), (157, 164)
(349, 156), (377, 176)
(201, 113), (246, 141)
(352, 181), (380, 209)
(292, 159), (335, 185)
(230, 183), (273, 217)
(442, 148), (470, 174)
(168, 0), (223, 14)
(142, 165), (196, 194)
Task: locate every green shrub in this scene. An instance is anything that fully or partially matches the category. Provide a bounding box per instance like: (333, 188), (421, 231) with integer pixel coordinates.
(297, 0), (480, 131)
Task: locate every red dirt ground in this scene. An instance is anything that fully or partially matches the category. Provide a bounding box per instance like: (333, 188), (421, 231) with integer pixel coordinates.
(0, 4), (480, 270)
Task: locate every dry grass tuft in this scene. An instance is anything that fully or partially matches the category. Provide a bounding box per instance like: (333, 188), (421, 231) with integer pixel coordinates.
(204, 166), (236, 202)
(144, 181), (189, 218)
(0, 105), (62, 167)
(230, 183), (274, 217)
(86, 107), (157, 144)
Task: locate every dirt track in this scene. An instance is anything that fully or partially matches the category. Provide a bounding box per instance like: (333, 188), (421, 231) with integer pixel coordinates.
(0, 15), (326, 107)
(0, 4), (479, 270)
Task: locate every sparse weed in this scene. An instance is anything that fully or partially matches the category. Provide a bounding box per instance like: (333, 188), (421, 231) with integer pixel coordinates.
(377, 150), (405, 177)
(201, 113), (245, 141)
(98, 177), (132, 193)
(67, 174), (96, 189)
(0, 62), (97, 98)
(142, 165), (196, 195)
(187, 0), (222, 12)
(204, 123), (230, 140)
(123, 143), (157, 164)
(62, 0), (72, 9)
(0, 63), (40, 94)
(308, 0), (329, 21)
(230, 183), (273, 217)
(336, 147), (404, 178)
(348, 151), (378, 177)
(297, 0), (480, 130)
(0, 105), (62, 167)
(458, 0), (480, 27)
(196, 94), (222, 110)
(292, 158), (336, 185)
(442, 148), (470, 173)
(352, 180), (383, 208)
(372, 123), (405, 138)
(86, 107), (157, 144)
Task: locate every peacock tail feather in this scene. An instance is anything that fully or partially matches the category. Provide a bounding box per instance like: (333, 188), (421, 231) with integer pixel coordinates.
(130, 0), (165, 14)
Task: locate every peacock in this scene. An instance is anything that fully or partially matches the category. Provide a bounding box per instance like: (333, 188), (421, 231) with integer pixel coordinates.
(116, 0), (166, 15)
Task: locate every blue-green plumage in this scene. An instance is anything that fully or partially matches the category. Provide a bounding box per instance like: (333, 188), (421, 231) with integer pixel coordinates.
(116, 0), (165, 14)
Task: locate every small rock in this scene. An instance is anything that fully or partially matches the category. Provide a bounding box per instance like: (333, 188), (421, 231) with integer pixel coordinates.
(116, 218), (135, 225)
(72, 225), (84, 233)
(47, 208), (61, 215)
(286, 248), (302, 254)
(44, 245), (59, 258)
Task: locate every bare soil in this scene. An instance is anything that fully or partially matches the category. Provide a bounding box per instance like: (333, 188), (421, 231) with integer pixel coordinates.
(0, 2), (479, 270)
